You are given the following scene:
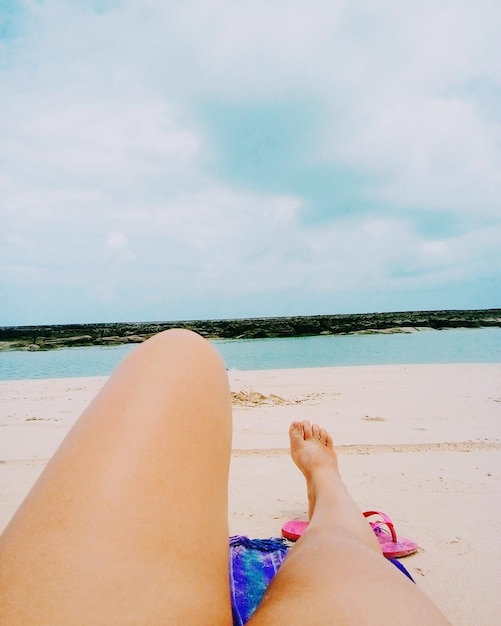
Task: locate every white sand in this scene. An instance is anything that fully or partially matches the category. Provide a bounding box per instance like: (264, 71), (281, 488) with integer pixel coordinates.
(1, 364), (500, 625)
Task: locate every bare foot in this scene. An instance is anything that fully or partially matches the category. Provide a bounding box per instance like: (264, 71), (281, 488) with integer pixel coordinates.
(289, 420), (338, 475)
(289, 420), (381, 553)
(289, 420), (340, 519)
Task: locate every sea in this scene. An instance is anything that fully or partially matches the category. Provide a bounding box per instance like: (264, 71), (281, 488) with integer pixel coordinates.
(1, 327), (500, 381)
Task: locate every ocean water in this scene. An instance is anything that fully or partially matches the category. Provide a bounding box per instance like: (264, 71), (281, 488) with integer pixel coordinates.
(0, 327), (500, 381)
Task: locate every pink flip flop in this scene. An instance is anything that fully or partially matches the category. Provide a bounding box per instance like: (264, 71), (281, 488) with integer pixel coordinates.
(282, 512), (418, 559)
(281, 519), (308, 541)
(363, 511), (419, 558)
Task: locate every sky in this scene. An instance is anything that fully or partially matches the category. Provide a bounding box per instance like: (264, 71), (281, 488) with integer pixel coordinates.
(1, 0), (500, 326)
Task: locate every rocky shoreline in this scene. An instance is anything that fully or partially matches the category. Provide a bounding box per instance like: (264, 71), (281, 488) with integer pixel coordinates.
(1, 309), (500, 351)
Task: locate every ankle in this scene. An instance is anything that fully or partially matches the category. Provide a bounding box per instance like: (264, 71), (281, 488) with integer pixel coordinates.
(305, 466), (343, 494)
(306, 472), (347, 516)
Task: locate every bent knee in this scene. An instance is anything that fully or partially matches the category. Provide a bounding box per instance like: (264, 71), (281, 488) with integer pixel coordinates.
(147, 328), (211, 351)
(141, 328), (225, 368)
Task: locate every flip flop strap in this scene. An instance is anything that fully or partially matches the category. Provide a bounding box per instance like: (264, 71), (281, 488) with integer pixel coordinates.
(363, 510), (398, 543)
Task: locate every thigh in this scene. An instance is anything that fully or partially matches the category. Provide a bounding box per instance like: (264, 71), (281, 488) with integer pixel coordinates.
(0, 330), (233, 625)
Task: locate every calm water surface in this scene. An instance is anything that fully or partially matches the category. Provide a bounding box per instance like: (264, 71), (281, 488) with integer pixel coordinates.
(1, 328), (500, 381)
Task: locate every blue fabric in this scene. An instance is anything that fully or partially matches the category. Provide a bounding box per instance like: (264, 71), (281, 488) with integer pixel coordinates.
(229, 535), (415, 626)
(229, 536), (288, 625)
(388, 556), (415, 582)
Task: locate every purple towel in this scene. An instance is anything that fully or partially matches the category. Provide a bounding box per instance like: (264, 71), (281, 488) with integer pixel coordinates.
(229, 536), (289, 625)
(229, 535), (415, 625)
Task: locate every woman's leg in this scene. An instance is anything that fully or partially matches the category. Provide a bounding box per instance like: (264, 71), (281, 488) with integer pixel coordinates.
(0, 330), (233, 625)
(249, 420), (451, 626)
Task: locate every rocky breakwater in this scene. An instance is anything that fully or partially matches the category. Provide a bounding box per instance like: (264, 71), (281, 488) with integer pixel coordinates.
(1, 308), (500, 351)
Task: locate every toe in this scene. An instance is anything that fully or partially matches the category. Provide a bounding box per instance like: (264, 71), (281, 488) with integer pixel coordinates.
(311, 423), (321, 439)
(319, 428), (328, 444)
(302, 420), (313, 440)
(289, 421), (303, 440)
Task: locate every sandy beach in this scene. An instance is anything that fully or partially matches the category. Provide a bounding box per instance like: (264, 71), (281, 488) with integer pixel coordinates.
(1, 363), (500, 625)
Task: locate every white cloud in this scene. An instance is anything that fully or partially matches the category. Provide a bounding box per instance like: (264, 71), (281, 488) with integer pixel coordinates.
(106, 231), (127, 249)
(105, 231), (133, 258)
(0, 0), (499, 323)
(336, 97), (501, 213)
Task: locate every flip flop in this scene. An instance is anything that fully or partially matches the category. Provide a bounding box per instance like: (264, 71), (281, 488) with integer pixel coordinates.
(282, 512), (418, 559)
(363, 510), (419, 558)
(281, 519), (308, 542)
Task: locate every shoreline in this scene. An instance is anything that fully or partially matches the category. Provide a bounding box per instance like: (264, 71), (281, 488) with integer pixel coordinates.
(2, 327), (501, 383)
(1, 307), (500, 351)
(1, 363), (500, 625)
